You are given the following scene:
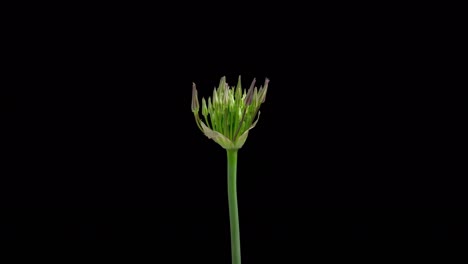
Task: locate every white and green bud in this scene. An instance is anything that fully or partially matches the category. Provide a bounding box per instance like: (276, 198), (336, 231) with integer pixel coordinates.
(208, 97), (212, 112)
(201, 97), (208, 117)
(224, 84), (229, 106)
(235, 76), (242, 101)
(213, 87), (219, 106)
(191, 76), (269, 150)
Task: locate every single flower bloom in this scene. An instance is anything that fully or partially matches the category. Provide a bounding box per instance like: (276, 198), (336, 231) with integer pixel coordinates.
(191, 76), (269, 149)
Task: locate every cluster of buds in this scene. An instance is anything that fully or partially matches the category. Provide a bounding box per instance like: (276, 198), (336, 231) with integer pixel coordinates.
(191, 76), (269, 149)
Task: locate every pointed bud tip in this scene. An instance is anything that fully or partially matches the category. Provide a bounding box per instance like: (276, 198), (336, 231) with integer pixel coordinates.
(245, 78), (257, 105)
(191, 82), (199, 112)
(201, 97), (208, 115)
(245, 89), (254, 105)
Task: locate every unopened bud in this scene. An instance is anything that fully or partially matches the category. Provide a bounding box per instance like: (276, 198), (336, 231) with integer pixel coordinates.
(245, 78), (256, 105)
(191, 82), (199, 112)
(202, 97), (208, 116)
(253, 87), (258, 105)
(261, 78), (269, 103)
(224, 86), (229, 105)
(235, 76), (242, 100)
(213, 87), (218, 105)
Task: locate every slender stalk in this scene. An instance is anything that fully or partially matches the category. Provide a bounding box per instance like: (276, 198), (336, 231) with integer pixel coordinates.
(227, 149), (241, 264)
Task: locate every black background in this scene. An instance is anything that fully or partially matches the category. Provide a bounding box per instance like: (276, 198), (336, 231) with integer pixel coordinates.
(2, 2), (465, 261)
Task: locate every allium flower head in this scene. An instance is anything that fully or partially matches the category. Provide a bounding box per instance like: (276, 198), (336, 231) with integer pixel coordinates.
(192, 76), (269, 149)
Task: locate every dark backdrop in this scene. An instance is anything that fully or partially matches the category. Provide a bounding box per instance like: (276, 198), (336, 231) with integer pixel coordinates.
(2, 2), (465, 261)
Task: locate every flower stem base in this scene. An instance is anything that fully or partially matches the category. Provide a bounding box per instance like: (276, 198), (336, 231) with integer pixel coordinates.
(227, 149), (241, 264)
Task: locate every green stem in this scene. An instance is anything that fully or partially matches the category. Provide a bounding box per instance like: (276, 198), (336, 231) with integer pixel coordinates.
(227, 149), (241, 264)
